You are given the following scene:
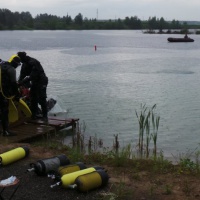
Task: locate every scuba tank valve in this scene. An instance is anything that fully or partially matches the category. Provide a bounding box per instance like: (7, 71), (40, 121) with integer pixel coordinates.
(27, 154), (70, 176)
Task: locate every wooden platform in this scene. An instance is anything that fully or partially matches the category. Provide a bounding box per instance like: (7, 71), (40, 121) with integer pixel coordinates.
(0, 117), (79, 144)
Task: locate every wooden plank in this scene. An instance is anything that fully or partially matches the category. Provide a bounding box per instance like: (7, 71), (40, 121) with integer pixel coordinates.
(0, 124), (54, 144)
(27, 118), (79, 130)
(0, 117), (79, 144)
(48, 117), (79, 122)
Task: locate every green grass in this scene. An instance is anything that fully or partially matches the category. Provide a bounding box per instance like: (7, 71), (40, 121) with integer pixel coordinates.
(30, 104), (200, 199)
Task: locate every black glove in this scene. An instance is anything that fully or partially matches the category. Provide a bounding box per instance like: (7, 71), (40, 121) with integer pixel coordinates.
(18, 76), (30, 86)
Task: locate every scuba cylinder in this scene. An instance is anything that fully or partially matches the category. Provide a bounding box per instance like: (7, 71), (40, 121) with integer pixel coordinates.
(27, 154), (70, 176)
(72, 169), (109, 192)
(49, 162), (87, 179)
(50, 166), (104, 188)
(0, 146), (29, 166)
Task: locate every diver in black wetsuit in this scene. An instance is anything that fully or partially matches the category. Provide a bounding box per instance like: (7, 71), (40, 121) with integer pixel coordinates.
(0, 55), (21, 136)
(17, 52), (48, 121)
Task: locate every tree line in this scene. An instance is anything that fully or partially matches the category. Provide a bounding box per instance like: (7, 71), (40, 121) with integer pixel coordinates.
(0, 8), (198, 31)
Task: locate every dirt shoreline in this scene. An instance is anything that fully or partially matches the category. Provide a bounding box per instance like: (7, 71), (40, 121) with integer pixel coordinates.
(1, 143), (200, 200)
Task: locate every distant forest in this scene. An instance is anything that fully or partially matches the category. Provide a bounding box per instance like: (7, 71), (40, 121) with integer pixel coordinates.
(0, 8), (200, 32)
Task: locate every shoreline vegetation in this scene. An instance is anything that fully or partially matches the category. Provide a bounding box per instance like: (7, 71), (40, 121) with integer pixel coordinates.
(1, 8), (200, 34)
(2, 104), (200, 199)
(143, 29), (198, 35)
(30, 115), (200, 199)
(2, 126), (200, 199)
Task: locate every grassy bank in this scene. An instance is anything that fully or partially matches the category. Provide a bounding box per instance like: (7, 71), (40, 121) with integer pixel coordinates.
(27, 127), (200, 200)
(1, 103), (200, 199)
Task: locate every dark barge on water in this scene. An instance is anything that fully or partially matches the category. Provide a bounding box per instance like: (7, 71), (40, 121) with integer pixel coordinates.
(167, 37), (194, 43)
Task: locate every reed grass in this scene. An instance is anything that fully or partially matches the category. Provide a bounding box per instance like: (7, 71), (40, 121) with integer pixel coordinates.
(152, 151), (172, 173)
(135, 104), (160, 158)
(33, 103), (200, 177)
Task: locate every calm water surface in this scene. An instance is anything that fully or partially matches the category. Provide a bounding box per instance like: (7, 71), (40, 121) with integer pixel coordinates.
(0, 30), (200, 159)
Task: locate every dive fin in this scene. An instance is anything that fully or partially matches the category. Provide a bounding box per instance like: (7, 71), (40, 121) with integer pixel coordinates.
(9, 99), (19, 122)
(15, 99), (32, 117)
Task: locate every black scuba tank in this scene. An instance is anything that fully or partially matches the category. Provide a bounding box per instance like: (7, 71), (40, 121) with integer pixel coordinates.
(27, 154), (70, 176)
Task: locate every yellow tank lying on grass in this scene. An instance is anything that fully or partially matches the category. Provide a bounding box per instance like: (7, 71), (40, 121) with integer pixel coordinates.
(0, 146), (29, 165)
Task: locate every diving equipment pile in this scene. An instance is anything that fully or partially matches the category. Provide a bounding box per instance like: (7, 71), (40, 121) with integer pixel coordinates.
(28, 154), (109, 192)
(0, 148), (109, 194)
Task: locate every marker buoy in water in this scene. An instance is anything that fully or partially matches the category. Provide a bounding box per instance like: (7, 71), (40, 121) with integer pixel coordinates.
(72, 169), (109, 192)
(27, 154), (70, 176)
(94, 45), (97, 51)
(50, 166), (104, 188)
(0, 146), (29, 166)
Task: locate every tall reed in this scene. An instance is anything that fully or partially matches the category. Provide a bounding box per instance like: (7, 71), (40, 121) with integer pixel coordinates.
(151, 105), (160, 157)
(135, 104), (160, 158)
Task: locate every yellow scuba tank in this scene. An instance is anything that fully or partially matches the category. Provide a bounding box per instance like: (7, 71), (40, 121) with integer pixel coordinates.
(0, 146), (29, 165)
(27, 154), (70, 176)
(49, 162), (86, 179)
(50, 166), (104, 189)
(72, 169), (109, 192)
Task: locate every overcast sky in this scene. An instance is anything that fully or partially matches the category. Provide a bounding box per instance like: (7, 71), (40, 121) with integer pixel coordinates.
(0, 0), (200, 21)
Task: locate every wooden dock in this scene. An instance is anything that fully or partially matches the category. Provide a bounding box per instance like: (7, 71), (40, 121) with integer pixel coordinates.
(0, 117), (79, 144)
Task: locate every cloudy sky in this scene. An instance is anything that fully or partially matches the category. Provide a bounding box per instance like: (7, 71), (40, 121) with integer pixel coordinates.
(0, 0), (199, 21)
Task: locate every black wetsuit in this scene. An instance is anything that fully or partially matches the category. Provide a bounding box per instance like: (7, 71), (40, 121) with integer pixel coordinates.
(19, 56), (48, 119)
(0, 62), (19, 131)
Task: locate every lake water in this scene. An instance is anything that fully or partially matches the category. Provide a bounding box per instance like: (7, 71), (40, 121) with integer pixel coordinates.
(0, 30), (200, 159)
